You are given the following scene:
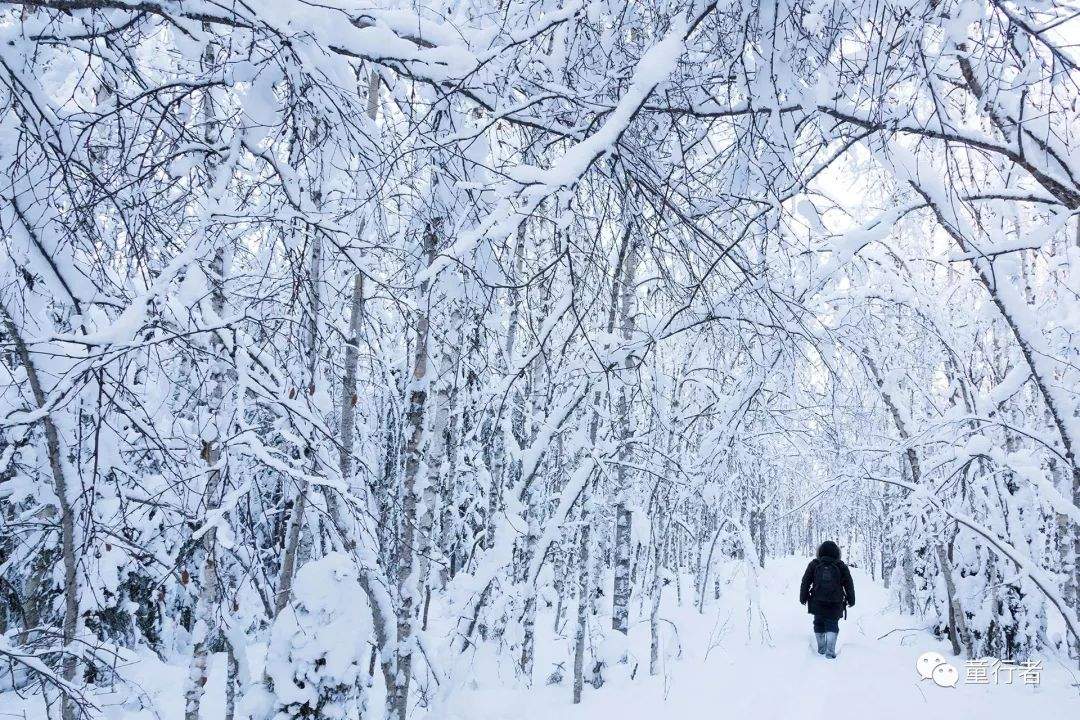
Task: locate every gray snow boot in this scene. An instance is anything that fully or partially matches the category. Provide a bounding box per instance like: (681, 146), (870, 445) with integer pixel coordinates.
(815, 633), (827, 655)
(824, 632), (838, 659)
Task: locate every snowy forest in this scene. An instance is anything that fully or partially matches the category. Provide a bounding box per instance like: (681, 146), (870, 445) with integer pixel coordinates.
(1, 0), (1078, 719)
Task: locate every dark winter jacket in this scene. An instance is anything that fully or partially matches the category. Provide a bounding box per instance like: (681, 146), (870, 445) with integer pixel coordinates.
(799, 541), (855, 619)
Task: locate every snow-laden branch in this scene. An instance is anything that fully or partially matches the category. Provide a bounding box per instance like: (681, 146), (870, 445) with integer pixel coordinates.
(420, 1), (718, 281)
(879, 474), (1080, 647)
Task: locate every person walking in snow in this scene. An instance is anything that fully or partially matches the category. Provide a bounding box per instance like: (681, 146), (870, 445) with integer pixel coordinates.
(799, 540), (855, 659)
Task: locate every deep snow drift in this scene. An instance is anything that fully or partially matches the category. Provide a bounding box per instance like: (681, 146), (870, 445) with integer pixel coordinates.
(3, 557), (1075, 719)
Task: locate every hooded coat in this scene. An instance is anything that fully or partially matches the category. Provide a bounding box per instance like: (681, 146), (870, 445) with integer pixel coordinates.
(799, 541), (855, 620)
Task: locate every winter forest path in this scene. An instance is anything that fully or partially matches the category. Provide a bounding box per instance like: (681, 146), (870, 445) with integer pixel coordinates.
(436, 557), (1079, 720)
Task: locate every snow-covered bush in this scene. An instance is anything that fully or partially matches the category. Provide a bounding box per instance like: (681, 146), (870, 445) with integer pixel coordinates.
(247, 553), (372, 720)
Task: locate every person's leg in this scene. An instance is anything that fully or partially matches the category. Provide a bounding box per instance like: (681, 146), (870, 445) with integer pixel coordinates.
(824, 617), (839, 658)
(812, 615), (827, 654)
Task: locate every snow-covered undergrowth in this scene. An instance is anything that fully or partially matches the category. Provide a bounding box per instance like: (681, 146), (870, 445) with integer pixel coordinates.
(4, 558), (1075, 720)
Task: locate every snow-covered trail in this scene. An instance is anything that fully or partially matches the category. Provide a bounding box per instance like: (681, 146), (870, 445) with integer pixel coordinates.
(433, 557), (1079, 720)
(3, 557), (1073, 720)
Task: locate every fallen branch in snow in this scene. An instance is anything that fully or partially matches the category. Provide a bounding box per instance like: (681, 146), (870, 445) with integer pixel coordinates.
(876, 626), (936, 641)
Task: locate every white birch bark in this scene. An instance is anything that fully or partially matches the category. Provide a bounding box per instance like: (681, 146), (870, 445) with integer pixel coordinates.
(648, 516), (665, 676)
(612, 228), (642, 637)
(184, 34), (228, 719)
(388, 223), (438, 720)
(0, 304), (79, 720)
(571, 509), (590, 705)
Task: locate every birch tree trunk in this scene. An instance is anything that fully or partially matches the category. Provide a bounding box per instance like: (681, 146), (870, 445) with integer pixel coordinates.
(338, 271), (365, 485)
(337, 64), (378, 492)
(934, 542), (968, 656)
(648, 516), (666, 676)
(612, 229), (642, 638)
(1065, 221), (1079, 662)
(485, 224), (527, 553)
(419, 375), (450, 630)
(184, 34), (228, 719)
(572, 510), (590, 705)
(388, 223), (438, 720)
(316, 65), (399, 708)
(512, 223), (545, 682)
(326, 266), (399, 704)
(183, 253), (228, 720)
(274, 202), (323, 615)
(518, 487), (540, 682)
(0, 304), (79, 720)
(225, 645), (238, 720)
(571, 389), (609, 702)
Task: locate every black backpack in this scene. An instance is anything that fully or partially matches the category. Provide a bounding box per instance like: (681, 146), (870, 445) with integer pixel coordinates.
(812, 559), (845, 603)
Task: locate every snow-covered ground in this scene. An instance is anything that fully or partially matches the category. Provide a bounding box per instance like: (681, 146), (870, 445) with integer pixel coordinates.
(2, 557), (1076, 719)
(430, 557), (1080, 720)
